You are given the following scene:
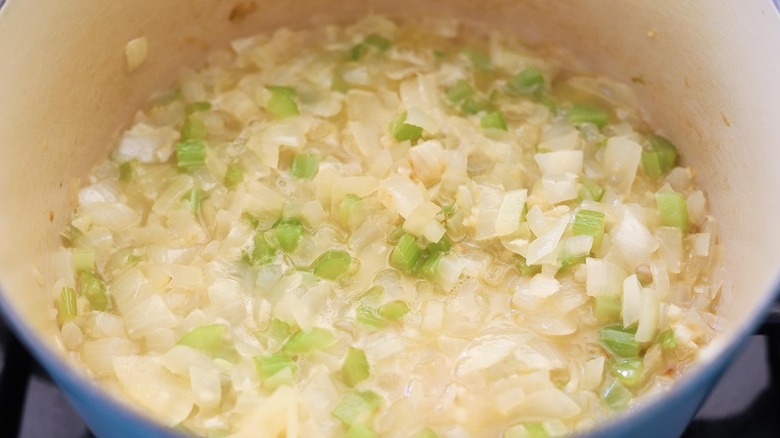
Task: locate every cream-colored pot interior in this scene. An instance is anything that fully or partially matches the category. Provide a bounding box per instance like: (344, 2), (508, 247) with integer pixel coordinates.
(1, 0), (779, 433)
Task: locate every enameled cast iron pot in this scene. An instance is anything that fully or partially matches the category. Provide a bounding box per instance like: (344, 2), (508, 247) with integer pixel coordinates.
(1, 1), (779, 437)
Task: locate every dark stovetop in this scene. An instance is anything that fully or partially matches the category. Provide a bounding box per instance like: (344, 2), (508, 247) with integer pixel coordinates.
(1, 315), (778, 438)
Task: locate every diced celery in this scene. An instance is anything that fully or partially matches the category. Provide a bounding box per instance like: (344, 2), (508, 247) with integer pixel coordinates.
(57, 287), (78, 325)
(266, 85), (299, 118)
(313, 250), (352, 280)
(254, 352), (297, 380)
(581, 179), (605, 202)
(602, 379), (633, 410)
(346, 424), (380, 438)
(180, 115), (207, 141)
(657, 329), (677, 350)
(481, 111), (508, 131)
(656, 191), (689, 234)
(185, 101), (212, 114)
(414, 428), (439, 438)
(332, 390), (384, 426)
(246, 232), (277, 266)
(224, 165), (244, 190)
(118, 161), (133, 182)
(356, 304), (385, 328)
(416, 251), (445, 279)
(176, 139), (207, 172)
(357, 285), (384, 302)
(463, 48), (492, 71)
(267, 318), (292, 343)
(514, 255), (542, 277)
(282, 328), (338, 354)
(378, 300), (411, 320)
(341, 347), (370, 387)
(611, 357), (644, 387)
(364, 33), (392, 51)
(460, 98), (483, 115)
(570, 104), (609, 127)
(78, 270), (111, 312)
(290, 153), (320, 180)
(178, 324), (226, 355)
(594, 296), (622, 323)
(339, 194), (362, 226)
(642, 135), (679, 178)
(427, 234), (452, 253)
(557, 254), (587, 274)
(392, 112), (424, 143)
(446, 80), (474, 103)
(389, 234), (421, 273)
(573, 209), (606, 250)
(599, 325), (640, 357)
(275, 218), (303, 253)
(349, 43), (368, 60)
(525, 423), (550, 438)
(72, 247), (95, 272)
(509, 66), (545, 94)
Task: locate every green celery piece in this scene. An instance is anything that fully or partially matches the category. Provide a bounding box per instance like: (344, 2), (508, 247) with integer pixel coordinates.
(446, 80), (474, 104)
(313, 250), (352, 280)
(509, 66), (545, 94)
(72, 247), (95, 272)
(332, 390), (384, 426)
(463, 48), (492, 71)
(460, 97), (483, 115)
(656, 191), (689, 234)
(657, 329), (677, 350)
(339, 194), (362, 225)
(349, 43), (369, 61)
(57, 287), (78, 325)
(391, 112), (424, 143)
(356, 304), (385, 328)
(224, 165), (244, 190)
(524, 423), (550, 438)
(602, 379), (633, 410)
(533, 90), (558, 110)
(181, 114), (207, 141)
(356, 285), (384, 302)
(416, 251), (445, 279)
(341, 347), (370, 387)
(599, 325), (640, 357)
(78, 270), (111, 312)
(427, 234), (452, 253)
(118, 161), (133, 182)
(642, 135), (679, 178)
(290, 153), (320, 180)
(572, 209), (606, 250)
(439, 204), (457, 219)
(267, 318), (292, 343)
(176, 139), (207, 172)
(247, 232), (277, 265)
(594, 296), (622, 323)
(514, 255), (542, 277)
(387, 226), (406, 245)
(185, 101), (212, 114)
(254, 352), (297, 380)
(275, 218), (304, 253)
(183, 188), (201, 214)
(266, 85), (299, 119)
(206, 429), (229, 438)
(346, 424), (380, 438)
(581, 179), (605, 202)
(611, 357), (644, 387)
(414, 428), (439, 438)
(282, 328), (338, 354)
(570, 103), (609, 127)
(389, 234), (422, 274)
(481, 111), (508, 131)
(178, 324), (226, 355)
(557, 253), (587, 274)
(364, 33), (392, 51)
(377, 300), (411, 320)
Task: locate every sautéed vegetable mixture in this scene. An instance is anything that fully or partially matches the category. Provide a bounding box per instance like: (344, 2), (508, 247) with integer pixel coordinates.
(51, 16), (723, 438)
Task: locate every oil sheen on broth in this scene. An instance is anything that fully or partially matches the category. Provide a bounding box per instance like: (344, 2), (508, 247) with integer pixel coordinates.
(51, 16), (723, 438)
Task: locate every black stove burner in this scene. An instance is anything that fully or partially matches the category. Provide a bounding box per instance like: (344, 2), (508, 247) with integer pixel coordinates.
(1, 310), (779, 438)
